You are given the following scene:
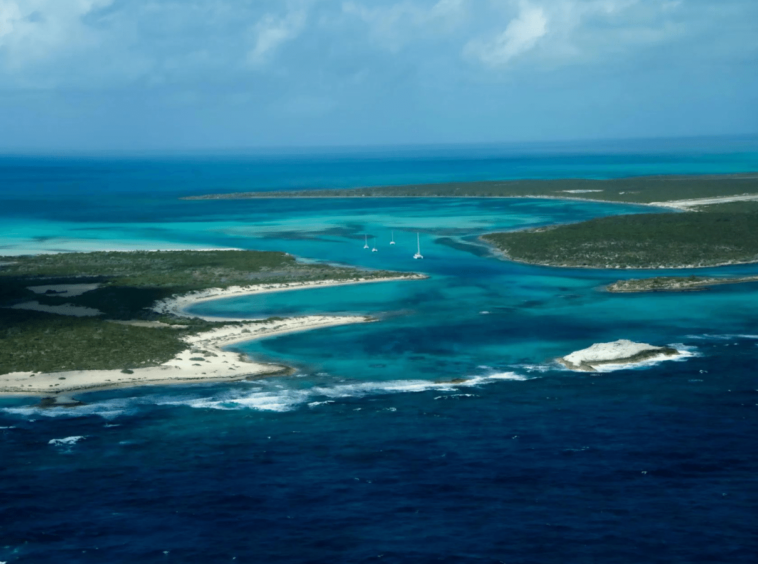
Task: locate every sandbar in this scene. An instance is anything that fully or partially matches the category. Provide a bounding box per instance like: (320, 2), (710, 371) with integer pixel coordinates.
(152, 274), (427, 320)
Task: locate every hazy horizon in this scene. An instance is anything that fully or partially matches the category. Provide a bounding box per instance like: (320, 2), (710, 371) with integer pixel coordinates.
(1, 133), (758, 160)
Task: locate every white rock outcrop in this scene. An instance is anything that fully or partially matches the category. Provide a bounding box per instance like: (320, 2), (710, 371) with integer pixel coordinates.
(558, 339), (679, 372)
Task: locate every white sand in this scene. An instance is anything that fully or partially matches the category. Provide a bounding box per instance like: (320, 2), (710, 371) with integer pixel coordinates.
(27, 283), (101, 297)
(152, 275), (426, 320)
(7, 301), (102, 317)
(0, 316), (372, 396)
(650, 194), (758, 209)
(0, 272), (425, 398)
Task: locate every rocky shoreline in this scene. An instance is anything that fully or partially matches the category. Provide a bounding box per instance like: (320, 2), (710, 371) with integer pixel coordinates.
(557, 340), (681, 372)
(607, 275), (758, 293)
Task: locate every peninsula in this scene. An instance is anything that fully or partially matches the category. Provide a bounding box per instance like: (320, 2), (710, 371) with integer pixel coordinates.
(0, 249), (425, 399)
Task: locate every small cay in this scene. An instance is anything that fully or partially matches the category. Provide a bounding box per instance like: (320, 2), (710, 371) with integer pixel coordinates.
(557, 339), (680, 372)
(607, 275), (758, 293)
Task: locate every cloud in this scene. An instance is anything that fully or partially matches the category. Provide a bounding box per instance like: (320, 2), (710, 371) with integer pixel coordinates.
(0, 0), (113, 70)
(0, 0), (756, 152)
(248, 8), (307, 67)
(342, 0), (467, 51)
(464, 1), (547, 67)
(462, 0), (698, 69)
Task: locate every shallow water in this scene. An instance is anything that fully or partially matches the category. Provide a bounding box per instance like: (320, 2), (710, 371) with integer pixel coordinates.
(1, 141), (758, 562)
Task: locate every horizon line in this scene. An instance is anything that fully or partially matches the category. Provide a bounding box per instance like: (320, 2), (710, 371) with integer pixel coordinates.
(1, 133), (757, 159)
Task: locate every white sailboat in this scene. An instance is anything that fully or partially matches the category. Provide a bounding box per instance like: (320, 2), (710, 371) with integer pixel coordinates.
(363, 234), (369, 249)
(371, 237), (378, 252)
(390, 231), (396, 245)
(413, 233), (423, 259)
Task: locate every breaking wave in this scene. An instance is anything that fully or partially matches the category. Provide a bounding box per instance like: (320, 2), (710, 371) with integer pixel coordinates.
(1, 369), (532, 419)
(157, 370), (530, 413)
(49, 435), (86, 447)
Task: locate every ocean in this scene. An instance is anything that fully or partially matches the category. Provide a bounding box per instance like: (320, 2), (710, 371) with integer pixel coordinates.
(1, 137), (758, 563)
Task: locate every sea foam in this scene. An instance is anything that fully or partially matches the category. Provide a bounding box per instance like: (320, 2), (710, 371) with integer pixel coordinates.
(686, 333), (758, 341)
(49, 436), (86, 447)
(3, 397), (145, 421)
(1, 370), (531, 419)
(159, 370), (529, 413)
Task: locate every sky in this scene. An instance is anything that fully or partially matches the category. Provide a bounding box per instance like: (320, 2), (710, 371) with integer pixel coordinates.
(0, 0), (757, 152)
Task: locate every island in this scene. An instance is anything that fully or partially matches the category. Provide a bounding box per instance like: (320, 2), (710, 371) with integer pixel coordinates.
(557, 340), (681, 372)
(0, 249), (425, 401)
(183, 173), (758, 271)
(182, 173), (758, 207)
(480, 211), (758, 269)
(606, 275), (758, 293)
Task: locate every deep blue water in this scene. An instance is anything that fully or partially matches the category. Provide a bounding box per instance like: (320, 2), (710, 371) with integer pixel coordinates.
(1, 138), (758, 563)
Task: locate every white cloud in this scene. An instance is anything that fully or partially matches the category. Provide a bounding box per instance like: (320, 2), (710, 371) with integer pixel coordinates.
(248, 9), (307, 67)
(0, 0), (112, 70)
(465, 2), (547, 67)
(463, 0), (693, 69)
(342, 0), (467, 51)
(0, 1), (22, 40)
(0, 0), (752, 94)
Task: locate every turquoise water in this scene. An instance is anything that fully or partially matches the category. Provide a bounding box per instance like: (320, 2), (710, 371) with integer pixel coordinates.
(1, 140), (758, 563)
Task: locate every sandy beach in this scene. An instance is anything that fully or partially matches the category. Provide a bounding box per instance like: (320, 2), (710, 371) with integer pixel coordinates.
(649, 194), (758, 209)
(1, 273), (427, 400)
(152, 274), (427, 320)
(0, 315), (373, 398)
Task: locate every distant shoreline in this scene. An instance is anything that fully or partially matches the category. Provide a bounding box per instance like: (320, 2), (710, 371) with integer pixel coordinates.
(183, 192), (758, 211)
(181, 172), (758, 209)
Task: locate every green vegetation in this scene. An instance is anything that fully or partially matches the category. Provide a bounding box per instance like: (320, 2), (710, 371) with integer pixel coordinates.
(607, 275), (758, 293)
(693, 200), (758, 213)
(0, 309), (187, 373)
(185, 174), (758, 270)
(1, 250), (396, 292)
(184, 173), (758, 205)
(0, 250), (402, 375)
(482, 212), (758, 269)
